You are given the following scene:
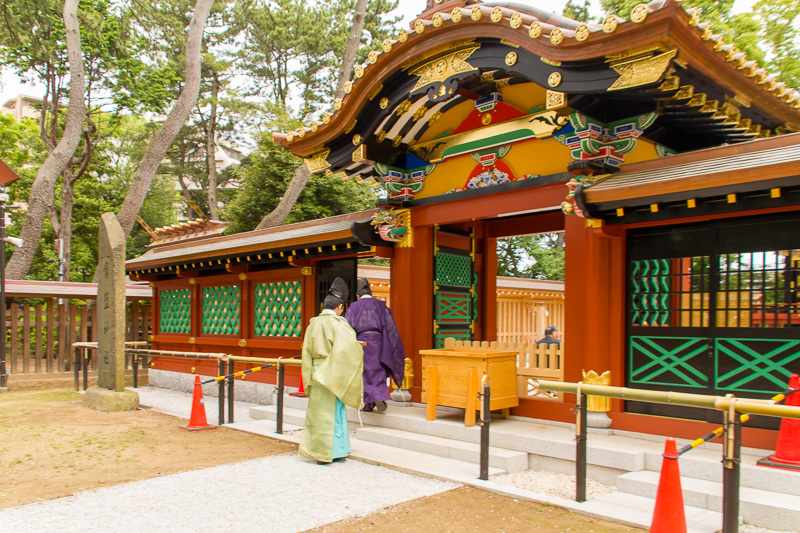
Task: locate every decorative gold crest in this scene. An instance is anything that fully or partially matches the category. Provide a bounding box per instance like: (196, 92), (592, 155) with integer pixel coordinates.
(238, 273), (247, 281)
(451, 8), (462, 23)
(631, 4), (648, 23)
(333, 98), (342, 110)
(550, 28), (564, 45)
(491, 6), (503, 22)
(548, 72), (562, 87)
(304, 148), (331, 174)
(188, 337), (195, 344)
(238, 339), (247, 347)
(322, 112), (331, 124)
(352, 144), (366, 162)
(546, 90), (566, 109)
(529, 21), (542, 38)
(414, 19), (425, 33)
(379, 97), (389, 109)
(343, 80), (353, 93)
(471, 5), (482, 20)
(352, 134), (362, 145)
(354, 65), (364, 78)
(297, 128), (306, 138)
(301, 266), (313, 276)
(602, 15), (618, 33)
(368, 50), (378, 64)
(409, 46), (479, 94)
(608, 49), (677, 91)
(688, 7), (700, 26)
(189, 278), (196, 284)
(397, 29), (408, 42)
(575, 24), (589, 41)
(432, 13), (443, 27)
(505, 51), (517, 66)
(310, 121), (318, 132)
(510, 13), (522, 28)
(481, 113), (492, 125)
(382, 39), (393, 53)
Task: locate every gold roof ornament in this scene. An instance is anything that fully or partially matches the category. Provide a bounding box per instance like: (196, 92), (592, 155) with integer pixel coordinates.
(415, 19), (425, 33)
(333, 98), (343, 110)
(397, 29), (408, 42)
(354, 65), (364, 78)
(529, 21), (542, 38)
(603, 15), (618, 33)
(631, 4), (648, 23)
(471, 5), (482, 20)
(491, 6), (503, 22)
(368, 50), (379, 64)
(550, 28), (564, 45)
(379, 97), (389, 109)
(321, 112), (331, 124)
(382, 39), (393, 53)
(432, 13), (443, 27)
(352, 134), (362, 145)
(548, 71), (562, 87)
(505, 51), (518, 66)
(510, 13), (522, 29)
(608, 49), (677, 91)
(304, 148), (331, 174)
(343, 80), (353, 93)
(451, 7), (462, 23)
(575, 24), (590, 41)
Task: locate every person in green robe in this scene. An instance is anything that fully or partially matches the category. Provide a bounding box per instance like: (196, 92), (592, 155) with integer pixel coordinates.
(299, 277), (364, 464)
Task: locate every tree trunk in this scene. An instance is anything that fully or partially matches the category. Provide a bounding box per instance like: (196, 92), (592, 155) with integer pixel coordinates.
(205, 70), (219, 220)
(5, 0), (86, 280)
(57, 166), (81, 282)
(334, 0), (368, 101)
(254, 163), (311, 230)
(256, 0), (368, 229)
(115, 0), (214, 238)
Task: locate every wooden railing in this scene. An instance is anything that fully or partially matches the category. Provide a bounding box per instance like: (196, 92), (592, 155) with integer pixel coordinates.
(443, 337), (564, 401)
(4, 299), (151, 375)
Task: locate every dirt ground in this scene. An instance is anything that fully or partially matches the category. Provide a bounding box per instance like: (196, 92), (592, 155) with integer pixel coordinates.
(0, 383), (644, 532)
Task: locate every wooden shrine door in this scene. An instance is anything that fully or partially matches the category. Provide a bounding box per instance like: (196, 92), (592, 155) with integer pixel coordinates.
(433, 225), (478, 348)
(625, 212), (800, 427)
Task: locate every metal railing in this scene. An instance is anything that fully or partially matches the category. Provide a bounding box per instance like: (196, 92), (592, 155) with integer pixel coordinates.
(539, 380), (800, 533)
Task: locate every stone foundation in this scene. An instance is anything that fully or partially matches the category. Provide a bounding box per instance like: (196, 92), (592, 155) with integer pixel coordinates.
(147, 369), (289, 405)
(83, 387), (139, 411)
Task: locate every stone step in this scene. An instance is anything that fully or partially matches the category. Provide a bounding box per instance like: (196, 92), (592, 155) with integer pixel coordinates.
(355, 426), (528, 473)
(578, 491), (723, 533)
(616, 469), (800, 531)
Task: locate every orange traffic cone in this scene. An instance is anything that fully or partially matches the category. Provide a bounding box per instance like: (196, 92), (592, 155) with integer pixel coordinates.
(650, 438), (686, 533)
(289, 372), (307, 398)
(758, 374), (800, 471)
(180, 375), (216, 432)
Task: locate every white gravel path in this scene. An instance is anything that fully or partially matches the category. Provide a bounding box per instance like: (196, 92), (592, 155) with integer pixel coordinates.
(0, 453), (456, 532)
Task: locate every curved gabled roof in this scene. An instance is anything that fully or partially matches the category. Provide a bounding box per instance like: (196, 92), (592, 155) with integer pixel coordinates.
(274, 0), (800, 180)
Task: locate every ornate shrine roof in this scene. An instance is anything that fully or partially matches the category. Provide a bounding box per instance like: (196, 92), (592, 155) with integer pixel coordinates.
(274, 0), (800, 183)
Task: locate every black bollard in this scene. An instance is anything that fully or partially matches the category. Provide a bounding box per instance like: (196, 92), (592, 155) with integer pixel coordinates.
(722, 410), (742, 533)
(227, 359), (235, 423)
(479, 376), (490, 481)
(218, 360), (226, 425)
(277, 364), (285, 434)
(576, 392), (587, 502)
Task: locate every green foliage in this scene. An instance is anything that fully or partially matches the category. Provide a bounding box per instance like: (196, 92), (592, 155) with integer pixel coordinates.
(497, 233), (565, 281)
(563, 0), (591, 22)
(223, 131), (377, 233)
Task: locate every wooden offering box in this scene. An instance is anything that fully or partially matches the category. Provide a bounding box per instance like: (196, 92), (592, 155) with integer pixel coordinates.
(420, 348), (519, 427)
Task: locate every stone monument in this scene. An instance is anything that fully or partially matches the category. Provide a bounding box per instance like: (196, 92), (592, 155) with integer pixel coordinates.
(83, 212), (139, 411)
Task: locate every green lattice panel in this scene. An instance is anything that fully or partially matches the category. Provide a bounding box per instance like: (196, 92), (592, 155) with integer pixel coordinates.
(629, 336), (709, 388)
(436, 292), (471, 322)
(254, 281), (302, 337)
(159, 288), (191, 333)
(715, 338), (800, 394)
(436, 253), (472, 287)
(630, 259), (671, 326)
(202, 285), (240, 335)
(435, 328), (472, 348)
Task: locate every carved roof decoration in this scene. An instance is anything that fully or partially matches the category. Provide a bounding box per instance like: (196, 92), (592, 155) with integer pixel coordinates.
(149, 218), (228, 247)
(273, 0), (800, 180)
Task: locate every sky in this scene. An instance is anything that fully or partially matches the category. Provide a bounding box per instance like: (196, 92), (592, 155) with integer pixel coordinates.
(0, 0), (764, 107)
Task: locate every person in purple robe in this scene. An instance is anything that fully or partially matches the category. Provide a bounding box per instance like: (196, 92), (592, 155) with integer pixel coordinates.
(344, 278), (405, 412)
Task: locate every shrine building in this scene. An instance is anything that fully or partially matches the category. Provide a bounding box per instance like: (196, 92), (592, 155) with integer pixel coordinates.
(126, 0), (800, 448)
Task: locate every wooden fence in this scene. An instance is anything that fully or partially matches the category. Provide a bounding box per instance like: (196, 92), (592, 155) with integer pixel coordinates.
(443, 337), (564, 401)
(4, 299), (151, 375)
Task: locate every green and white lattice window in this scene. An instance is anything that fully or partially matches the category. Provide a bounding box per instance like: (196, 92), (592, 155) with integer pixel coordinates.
(254, 281), (302, 337)
(160, 288), (191, 333)
(202, 285), (240, 335)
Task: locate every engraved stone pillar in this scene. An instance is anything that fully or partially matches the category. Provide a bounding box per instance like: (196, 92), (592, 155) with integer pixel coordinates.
(84, 212), (138, 411)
